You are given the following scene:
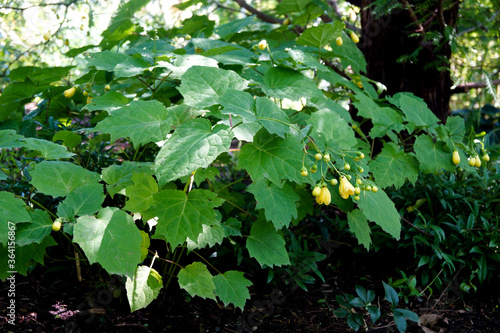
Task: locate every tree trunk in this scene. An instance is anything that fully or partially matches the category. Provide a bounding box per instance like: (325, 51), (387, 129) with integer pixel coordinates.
(357, 1), (460, 121)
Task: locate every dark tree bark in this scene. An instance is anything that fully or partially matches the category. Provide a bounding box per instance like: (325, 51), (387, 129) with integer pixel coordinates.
(355, 1), (460, 121)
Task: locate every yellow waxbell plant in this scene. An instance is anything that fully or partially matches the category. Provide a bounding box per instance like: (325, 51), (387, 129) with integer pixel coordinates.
(339, 176), (355, 199)
(64, 87), (76, 98)
(316, 186), (331, 205)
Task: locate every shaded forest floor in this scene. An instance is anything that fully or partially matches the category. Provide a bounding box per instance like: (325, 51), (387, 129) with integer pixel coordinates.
(2, 247), (500, 333)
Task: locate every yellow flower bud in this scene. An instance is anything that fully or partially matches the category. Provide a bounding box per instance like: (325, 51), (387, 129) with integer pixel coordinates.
(339, 176), (355, 199)
(258, 40), (268, 50)
(452, 150), (460, 165)
(316, 186), (331, 205)
(312, 186), (321, 197)
(475, 155), (481, 168)
(350, 31), (359, 43)
(64, 87), (76, 98)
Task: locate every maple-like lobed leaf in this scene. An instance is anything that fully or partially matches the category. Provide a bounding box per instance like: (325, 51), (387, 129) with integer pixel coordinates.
(74, 207), (143, 277)
(146, 189), (224, 248)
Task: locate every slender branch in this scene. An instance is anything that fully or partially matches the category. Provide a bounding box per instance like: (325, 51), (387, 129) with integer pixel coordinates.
(401, 0), (425, 34)
(323, 59), (352, 80)
(437, 0), (446, 30)
(451, 78), (500, 94)
(211, 1), (242, 14)
(233, 0), (283, 24)
(401, 216), (433, 237)
(457, 9), (500, 37)
(135, 75), (154, 91)
(0, 1), (74, 11)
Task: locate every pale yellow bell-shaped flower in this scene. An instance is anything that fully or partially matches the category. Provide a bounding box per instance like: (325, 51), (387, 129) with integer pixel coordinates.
(64, 86), (76, 98)
(316, 186), (331, 205)
(339, 176), (355, 199)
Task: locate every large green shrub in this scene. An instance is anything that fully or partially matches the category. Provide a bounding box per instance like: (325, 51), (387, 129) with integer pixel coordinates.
(0, 0), (493, 312)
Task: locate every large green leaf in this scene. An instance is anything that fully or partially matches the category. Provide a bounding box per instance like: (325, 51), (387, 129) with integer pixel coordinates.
(100, 0), (151, 49)
(0, 82), (40, 121)
(276, 0), (313, 13)
(357, 190), (401, 240)
(87, 51), (150, 78)
(15, 210), (52, 247)
(369, 142), (419, 189)
(219, 89), (256, 123)
(101, 162), (154, 198)
(246, 219), (290, 267)
(178, 66), (248, 108)
(0, 192), (32, 245)
(186, 223), (226, 251)
(414, 135), (456, 174)
(21, 138), (74, 159)
(247, 180), (300, 229)
(165, 105), (205, 128)
(9, 66), (74, 85)
(262, 67), (323, 101)
(52, 130), (82, 150)
(94, 100), (172, 147)
(126, 39), (174, 59)
(222, 218), (242, 237)
(30, 161), (100, 198)
(297, 22), (345, 48)
(352, 92), (404, 137)
(308, 108), (356, 149)
(255, 96), (290, 138)
(177, 262), (216, 300)
(387, 92), (440, 128)
(330, 31), (367, 72)
(73, 207), (143, 277)
(158, 54), (218, 79)
(83, 91), (130, 113)
(436, 116), (465, 149)
(180, 14), (215, 37)
(238, 129), (311, 187)
(0, 235), (56, 280)
(146, 189), (224, 248)
(192, 38), (255, 66)
(56, 183), (105, 220)
(213, 271), (252, 310)
(126, 266), (163, 312)
(0, 129), (24, 149)
(286, 49), (330, 73)
(124, 173), (158, 213)
(154, 119), (232, 186)
(347, 209), (371, 250)
(214, 15), (255, 40)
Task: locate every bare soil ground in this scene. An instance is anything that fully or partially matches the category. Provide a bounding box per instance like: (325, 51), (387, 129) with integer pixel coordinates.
(2, 249), (500, 333)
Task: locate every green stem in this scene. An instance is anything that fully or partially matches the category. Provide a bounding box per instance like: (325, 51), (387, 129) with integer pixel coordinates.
(17, 196), (58, 219)
(192, 251), (222, 275)
(132, 144), (141, 161)
(217, 177), (245, 192)
(164, 246), (186, 289)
